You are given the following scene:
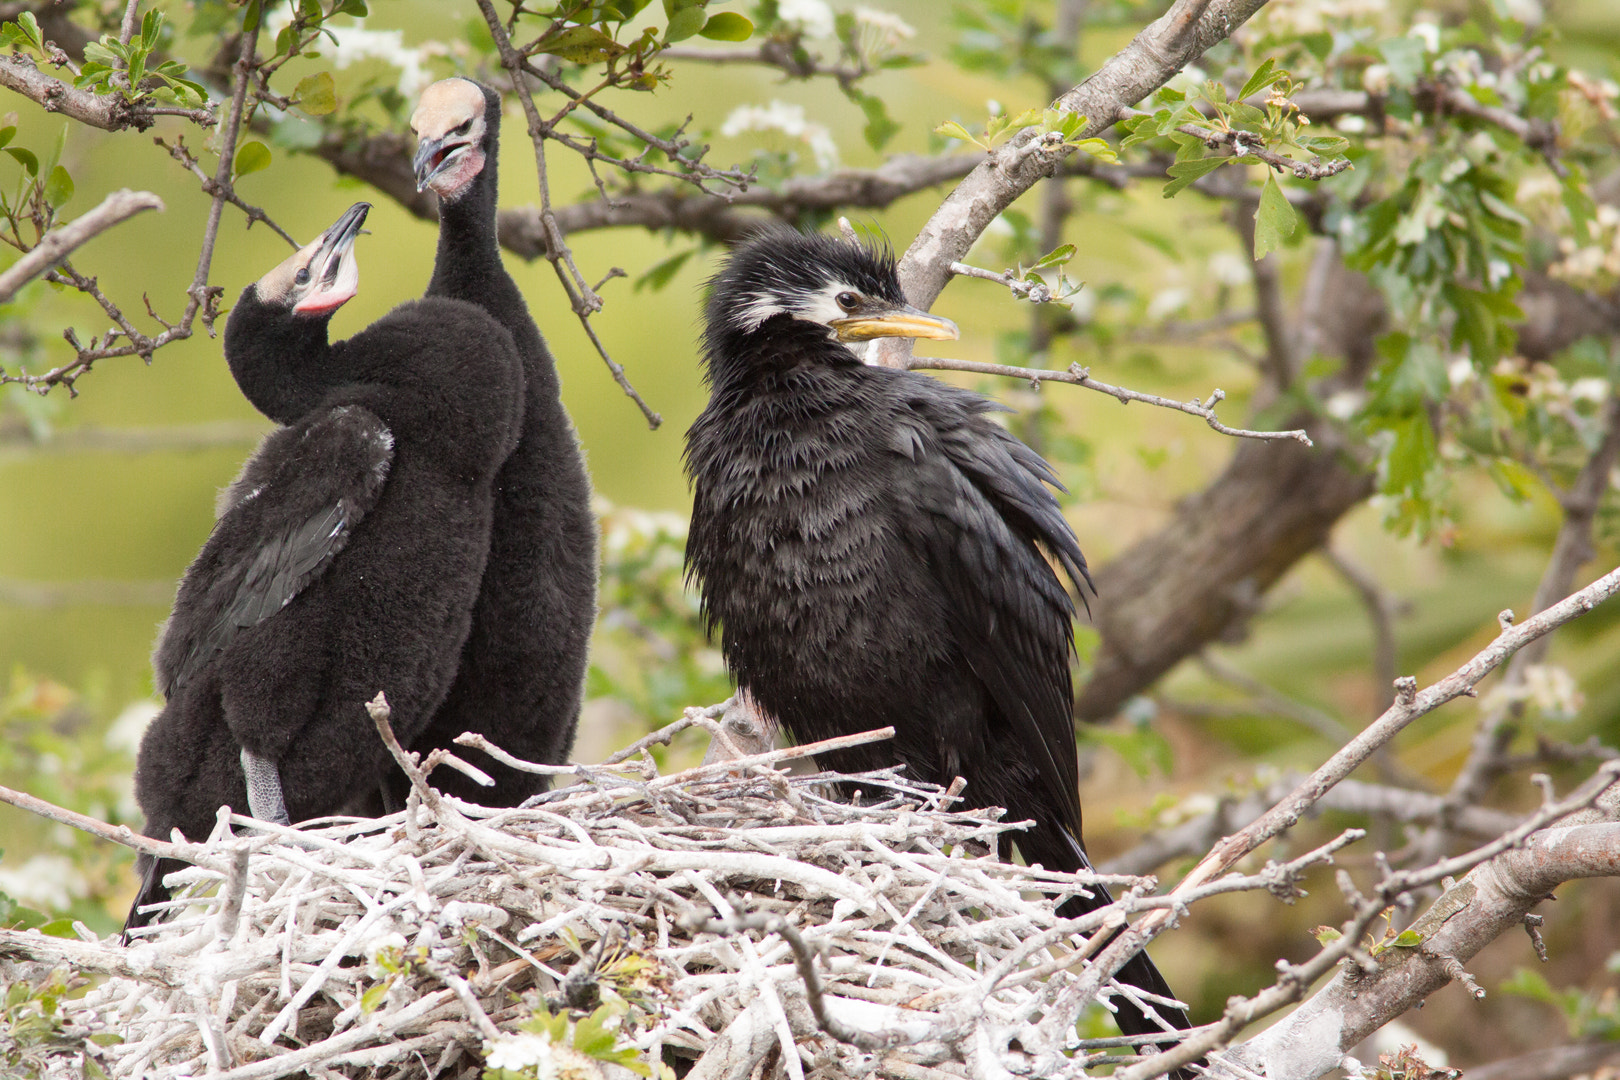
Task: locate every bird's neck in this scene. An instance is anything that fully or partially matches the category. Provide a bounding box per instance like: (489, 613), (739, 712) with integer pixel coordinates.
(703, 317), (863, 397)
(428, 136), (509, 299)
(223, 287), (338, 424)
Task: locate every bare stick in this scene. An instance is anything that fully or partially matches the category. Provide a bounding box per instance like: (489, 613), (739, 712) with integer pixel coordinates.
(0, 189), (162, 302)
(907, 355), (1313, 444)
(1141, 562), (1620, 934)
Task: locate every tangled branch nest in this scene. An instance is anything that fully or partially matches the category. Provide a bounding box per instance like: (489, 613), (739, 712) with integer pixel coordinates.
(0, 705), (1186, 1080)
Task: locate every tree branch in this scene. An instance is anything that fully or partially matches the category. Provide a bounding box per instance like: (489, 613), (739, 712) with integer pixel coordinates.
(874, 0), (1275, 371)
(0, 52), (211, 131)
(0, 187), (161, 303)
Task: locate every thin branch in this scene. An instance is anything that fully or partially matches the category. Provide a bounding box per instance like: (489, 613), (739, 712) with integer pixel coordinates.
(1135, 561), (1620, 940)
(0, 188), (162, 303)
(473, 0), (662, 429)
(905, 355), (1314, 444)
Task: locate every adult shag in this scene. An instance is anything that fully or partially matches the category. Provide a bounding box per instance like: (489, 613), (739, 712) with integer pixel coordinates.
(126, 204), (523, 933)
(400, 77), (598, 806)
(684, 228), (1189, 1041)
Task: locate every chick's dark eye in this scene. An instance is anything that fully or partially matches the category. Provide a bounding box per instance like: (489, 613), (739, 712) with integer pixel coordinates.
(453, 119), (472, 136)
(836, 291), (859, 311)
(294, 267), (311, 286)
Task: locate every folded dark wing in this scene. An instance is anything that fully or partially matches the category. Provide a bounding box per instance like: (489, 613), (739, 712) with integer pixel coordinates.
(154, 405), (393, 696)
(890, 383), (1090, 837)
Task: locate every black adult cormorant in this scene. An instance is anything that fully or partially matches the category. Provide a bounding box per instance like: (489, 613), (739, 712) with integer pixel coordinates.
(684, 229), (1189, 1041)
(126, 203), (524, 932)
(400, 77), (598, 806)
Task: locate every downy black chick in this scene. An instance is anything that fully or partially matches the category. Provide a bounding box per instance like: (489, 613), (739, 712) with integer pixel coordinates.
(684, 228), (1189, 1043)
(398, 76), (598, 806)
(126, 203), (523, 933)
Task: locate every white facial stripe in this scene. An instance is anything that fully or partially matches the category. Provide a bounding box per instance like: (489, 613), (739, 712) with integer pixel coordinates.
(733, 280), (862, 332)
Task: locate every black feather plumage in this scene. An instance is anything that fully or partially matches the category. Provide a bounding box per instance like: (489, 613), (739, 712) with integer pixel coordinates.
(126, 229), (523, 933)
(685, 228), (1187, 1042)
(399, 78), (598, 807)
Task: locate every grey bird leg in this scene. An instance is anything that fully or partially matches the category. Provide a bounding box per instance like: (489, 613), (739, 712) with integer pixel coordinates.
(240, 748), (292, 826)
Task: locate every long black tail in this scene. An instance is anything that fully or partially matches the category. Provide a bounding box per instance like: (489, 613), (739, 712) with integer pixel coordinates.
(121, 853), (179, 941)
(1012, 815), (1191, 1041)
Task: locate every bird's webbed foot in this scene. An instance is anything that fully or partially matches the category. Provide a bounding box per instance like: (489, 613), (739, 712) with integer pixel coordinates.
(240, 747), (292, 826)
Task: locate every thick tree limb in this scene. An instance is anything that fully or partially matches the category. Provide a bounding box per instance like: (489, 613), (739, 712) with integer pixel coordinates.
(1077, 415), (1372, 719)
(0, 52), (212, 130)
(1465, 1039), (1620, 1080)
(878, 0), (1274, 361)
(0, 187), (161, 302)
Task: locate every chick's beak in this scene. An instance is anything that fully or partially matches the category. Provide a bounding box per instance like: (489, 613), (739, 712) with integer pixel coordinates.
(413, 135), (465, 193)
(829, 305), (960, 343)
(293, 202), (370, 315)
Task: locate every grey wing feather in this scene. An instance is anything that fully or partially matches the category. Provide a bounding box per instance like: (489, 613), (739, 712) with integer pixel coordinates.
(155, 406), (393, 696)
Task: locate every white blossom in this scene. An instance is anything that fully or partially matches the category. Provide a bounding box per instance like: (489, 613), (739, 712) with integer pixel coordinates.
(778, 0), (835, 39)
(853, 6), (915, 52)
(105, 699), (160, 757)
(0, 853), (89, 911)
(721, 100), (840, 172)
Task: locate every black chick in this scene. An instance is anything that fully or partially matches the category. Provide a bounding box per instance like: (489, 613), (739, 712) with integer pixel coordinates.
(126, 203), (523, 933)
(684, 228), (1188, 1042)
(398, 76), (598, 806)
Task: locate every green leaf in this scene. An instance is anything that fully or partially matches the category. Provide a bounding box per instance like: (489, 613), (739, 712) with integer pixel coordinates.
(698, 12), (753, 41)
(855, 91), (899, 151)
(5, 146), (38, 175)
(574, 1008), (617, 1056)
(16, 10), (42, 51)
(334, 0), (368, 14)
(0, 126), (13, 150)
(1391, 929), (1423, 948)
(233, 140), (272, 179)
(634, 248), (695, 292)
(359, 983), (390, 1014)
(294, 71), (336, 115)
(1083, 721), (1174, 780)
(140, 8), (162, 49)
(1487, 458), (1538, 502)
(1252, 172), (1299, 258)
(1069, 137), (1116, 163)
(43, 165), (71, 206)
(1382, 412), (1437, 494)
(242, 0), (262, 34)
(664, 7), (705, 42)
(1239, 57), (1279, 101)
(1161, 155), (1225, 198)
(934, 120), (981, 148)
(535, 25), (627, 62)
(1301, 32), (1332, 60)
(1030, 243), (1075, 271)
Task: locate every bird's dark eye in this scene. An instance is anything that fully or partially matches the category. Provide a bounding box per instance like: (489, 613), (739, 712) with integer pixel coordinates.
(836, 291), (859, 311)
(294, 267), (311, 286)
(453, 119), (473, 137)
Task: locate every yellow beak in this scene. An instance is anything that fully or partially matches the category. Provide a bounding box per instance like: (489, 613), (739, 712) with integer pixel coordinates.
(830, 308), (960, 342)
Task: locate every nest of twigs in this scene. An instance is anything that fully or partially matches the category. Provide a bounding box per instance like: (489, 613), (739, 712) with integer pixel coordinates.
(0, 701), (1186, 1080)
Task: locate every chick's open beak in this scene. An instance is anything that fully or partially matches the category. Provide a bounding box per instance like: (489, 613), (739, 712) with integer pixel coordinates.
(830, 305), (960, 342)
(293, 202), (370, 315)
(413, 136), (467, 193)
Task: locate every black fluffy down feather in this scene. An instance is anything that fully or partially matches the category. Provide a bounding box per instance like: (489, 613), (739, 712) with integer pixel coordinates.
(401, 78), (598, 807)
(126, 276), (522, 932)
(685, 229), (1189, 1042)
